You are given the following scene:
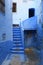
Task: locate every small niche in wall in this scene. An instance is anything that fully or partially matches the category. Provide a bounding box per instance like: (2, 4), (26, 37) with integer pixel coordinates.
(2, 33), (6, 40)
(0, 0), (5, 13)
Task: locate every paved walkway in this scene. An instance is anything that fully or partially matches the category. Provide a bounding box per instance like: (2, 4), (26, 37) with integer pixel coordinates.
(1, 48), (40, 65)
(1, 54), (25, 65)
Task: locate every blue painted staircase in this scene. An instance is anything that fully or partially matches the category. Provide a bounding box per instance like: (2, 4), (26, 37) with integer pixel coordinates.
(11, 25), (24, 54)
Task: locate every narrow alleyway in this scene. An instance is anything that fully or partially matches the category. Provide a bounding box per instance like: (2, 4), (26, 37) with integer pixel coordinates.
(2, 48), (40, 65)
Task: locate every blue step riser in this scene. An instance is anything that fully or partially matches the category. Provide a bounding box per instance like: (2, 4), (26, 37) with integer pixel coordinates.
(13, 37), (21, 39)
(13, 41), (22, 43)
(13, 36), (21, 37)
(13, 45), (23, 47)
(13, 40), (22, 41)
(13, 33), (21, 34)
(13, 35), (21, 37)
(13, 29), (20, 31)
(13, 46), (24, 48)
(13, 32), (21, 33)
(13, 43), (22, 44)
(13, 27), (20, 28)
(12, 46), (23, 48)
(13, 34), (21, 36)
(13, 37), (22, 40)
(13, 35), (21, 36)
(13, 38), (21, 39)
(13, 31), (21, 32)
(13, 37), (21, 38)
(13, 39), (22, 40)
(13, 31), (20, 32)
(13, 38), (22, 41)
(11, 52), (24, 54)
(13, 33), (21, 35)
(13, 28), (20, 29)
(11, 49), (24, 52)
(13, 41), (22, 42)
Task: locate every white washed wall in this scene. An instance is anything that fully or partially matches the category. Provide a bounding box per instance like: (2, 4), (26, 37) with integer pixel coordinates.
(12, 0), (41, 24)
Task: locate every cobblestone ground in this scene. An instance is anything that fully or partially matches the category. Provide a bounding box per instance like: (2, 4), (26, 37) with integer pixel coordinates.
(2, 55), (40, 65)
(2, 48), (40, 65)
(9, 55), (40, 65)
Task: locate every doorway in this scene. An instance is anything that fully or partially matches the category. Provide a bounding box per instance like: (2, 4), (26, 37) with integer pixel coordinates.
(24, 30), (37, 48)
(29, 8), (35, 18)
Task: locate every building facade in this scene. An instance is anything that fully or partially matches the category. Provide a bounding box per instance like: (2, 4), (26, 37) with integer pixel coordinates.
(0, 0), (43, 65)
(0, 0), (13, 64)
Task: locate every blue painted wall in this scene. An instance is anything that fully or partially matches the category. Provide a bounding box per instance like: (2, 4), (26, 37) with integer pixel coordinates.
(0, 13), (5, 41)
(21, 16), (37, 30)
(39, 1), (43, 65)
(0, 0), (43, 64)
(0, 41), (13, 65)
(0, 0), (13, 64)
(5, 0), (12, 41)
(0, 0), (12, 42)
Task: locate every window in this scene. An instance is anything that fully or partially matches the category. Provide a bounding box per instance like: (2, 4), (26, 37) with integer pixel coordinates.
(29, 8), (35, 18)
(0, 0), (5, 13)
(12, 3), (16, 12)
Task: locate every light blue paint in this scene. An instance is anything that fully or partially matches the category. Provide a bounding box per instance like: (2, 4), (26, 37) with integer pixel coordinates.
(12, 0), (41, 24)
(0, 0), (43, 65)
(5, 0), (12, 41)
(0, 0), (12, 42)
(0, 0), (13, 64)
(21, 16), (37, 30)
(0, 12), (6, 41)
(13, 0), (36, 24)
